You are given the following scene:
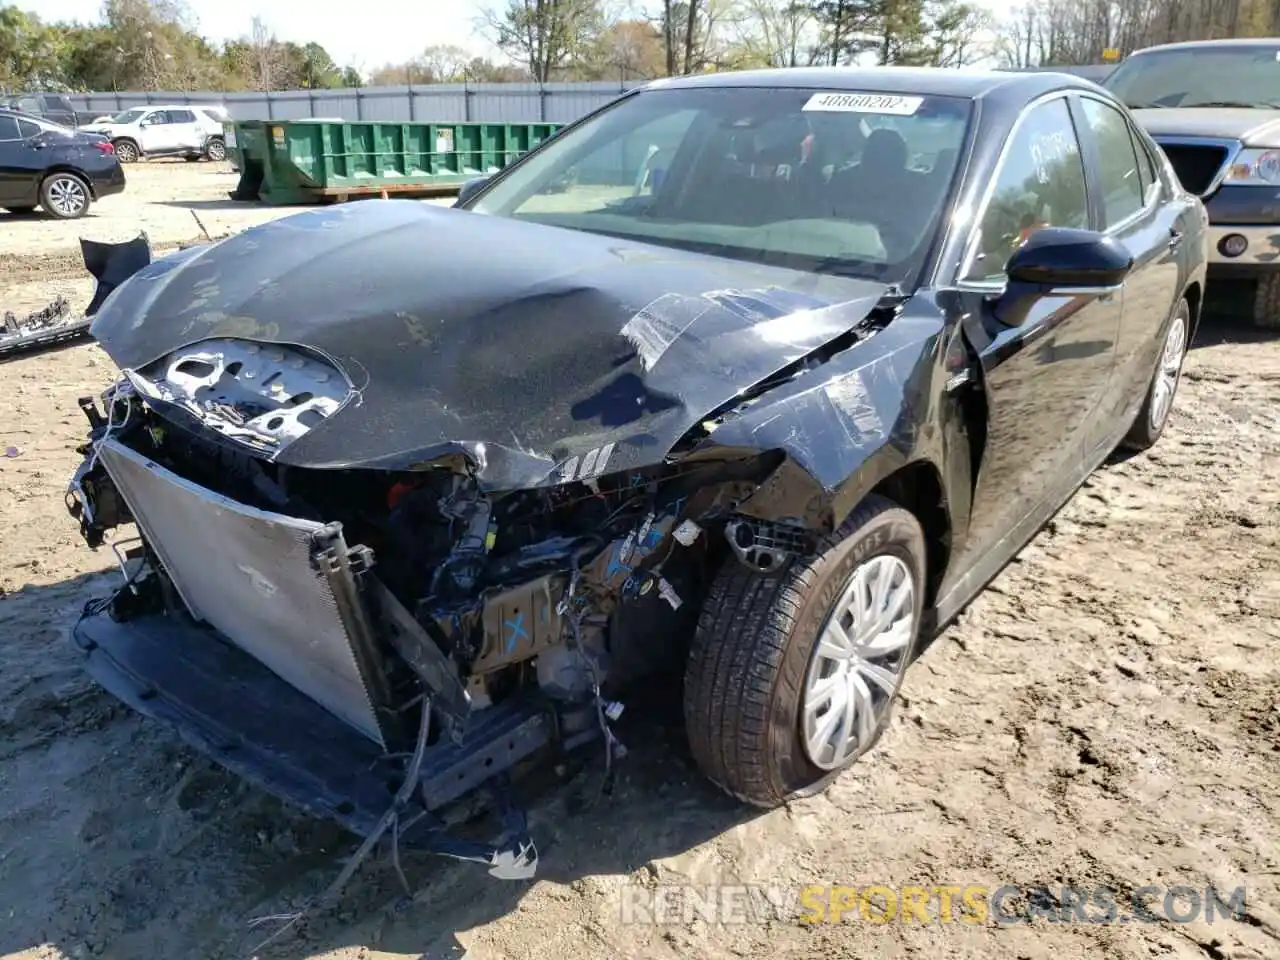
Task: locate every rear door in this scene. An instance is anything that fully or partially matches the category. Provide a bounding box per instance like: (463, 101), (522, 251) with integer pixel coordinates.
(950, 94), (1123, 567)
(1073, 93), (1184, 447)
(166, 108), (204, 150)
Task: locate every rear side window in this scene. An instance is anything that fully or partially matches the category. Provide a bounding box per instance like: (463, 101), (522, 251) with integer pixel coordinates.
(1080, 98), (1145, 227)
(0, 116), (21, 141)
(963, 97), (1089, 284)
(17, 97), (40, 112)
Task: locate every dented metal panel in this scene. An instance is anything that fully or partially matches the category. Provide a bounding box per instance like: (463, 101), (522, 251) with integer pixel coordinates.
(87, 201), (888, 490)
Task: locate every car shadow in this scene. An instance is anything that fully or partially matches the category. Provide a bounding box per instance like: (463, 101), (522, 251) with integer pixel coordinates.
(156, 199), (258, 212)
(1189, 308), (1278, 350)
(0, 332), (93, 365)
(0, 571), (763, 960)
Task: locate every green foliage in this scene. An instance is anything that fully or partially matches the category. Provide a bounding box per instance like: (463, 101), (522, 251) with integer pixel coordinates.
(0, 0), (361, 92)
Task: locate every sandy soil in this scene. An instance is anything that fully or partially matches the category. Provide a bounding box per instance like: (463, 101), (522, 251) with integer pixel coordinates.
(0, 164), (1277, 960)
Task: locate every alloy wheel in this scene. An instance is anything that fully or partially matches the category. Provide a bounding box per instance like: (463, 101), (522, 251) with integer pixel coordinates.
(1149, 307), (1187, 433)
(801, 553), (916, 770)
(46, 176), (88, 218)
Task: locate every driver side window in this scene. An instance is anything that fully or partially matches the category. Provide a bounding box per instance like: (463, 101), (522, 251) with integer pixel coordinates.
(963, 97), (1089, 284)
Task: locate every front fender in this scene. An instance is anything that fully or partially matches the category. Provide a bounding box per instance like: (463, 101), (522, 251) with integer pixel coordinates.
(694, 312), (948, 530)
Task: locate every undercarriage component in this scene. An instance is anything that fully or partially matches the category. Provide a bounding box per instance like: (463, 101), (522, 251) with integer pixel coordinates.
(473, 573), (567, 674)
(71, 602), (547, 871)
(724, 516), (809, 572)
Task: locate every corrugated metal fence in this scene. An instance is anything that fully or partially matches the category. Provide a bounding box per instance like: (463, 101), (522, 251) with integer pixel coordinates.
(66, 81), (648, 125)
(64, 67), (1114, 125)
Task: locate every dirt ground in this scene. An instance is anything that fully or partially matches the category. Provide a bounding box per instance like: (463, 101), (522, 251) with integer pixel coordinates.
(0, 164), (1277, 960)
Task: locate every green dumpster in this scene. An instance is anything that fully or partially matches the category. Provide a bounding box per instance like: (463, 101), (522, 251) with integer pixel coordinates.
(226, 119), (561, 205)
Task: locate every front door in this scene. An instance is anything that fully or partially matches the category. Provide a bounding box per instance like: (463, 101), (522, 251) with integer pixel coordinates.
(951, 94), (1123, 567)
(166, 108), (204, 151)
(139, 110), (179, 153)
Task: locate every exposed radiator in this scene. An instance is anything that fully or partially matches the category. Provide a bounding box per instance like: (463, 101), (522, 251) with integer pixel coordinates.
(98, 438), (387, 746)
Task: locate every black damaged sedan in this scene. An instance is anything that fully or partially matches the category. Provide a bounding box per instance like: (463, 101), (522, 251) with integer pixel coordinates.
(67, 67), (1207, 877)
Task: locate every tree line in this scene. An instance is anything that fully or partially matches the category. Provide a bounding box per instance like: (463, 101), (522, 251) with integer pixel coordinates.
(2, 0), (1279, 94)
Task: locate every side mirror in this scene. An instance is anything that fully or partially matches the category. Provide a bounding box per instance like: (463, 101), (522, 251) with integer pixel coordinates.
(994, 227), (1133, 326)
(454, 176), (489, 207)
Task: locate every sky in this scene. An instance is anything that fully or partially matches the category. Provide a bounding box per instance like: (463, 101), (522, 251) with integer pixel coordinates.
(36, 0), (1016, 75)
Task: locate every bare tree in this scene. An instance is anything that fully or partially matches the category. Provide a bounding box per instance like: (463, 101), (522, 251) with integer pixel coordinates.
(420, 43), (471, 82)
(479, 0), (605, 82)
(247, 16), (284, 91)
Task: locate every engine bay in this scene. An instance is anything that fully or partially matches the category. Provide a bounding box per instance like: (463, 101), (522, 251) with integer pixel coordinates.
(68, 375), (821, 743)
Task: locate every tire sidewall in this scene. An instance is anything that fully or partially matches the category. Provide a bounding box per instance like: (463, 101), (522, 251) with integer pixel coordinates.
(769, 506), (927, 800)
(1140, 297), (1190, 442)
(113, 139), (138, 163)
(41, 173), (89, 219)
(206, 138), (226, 161)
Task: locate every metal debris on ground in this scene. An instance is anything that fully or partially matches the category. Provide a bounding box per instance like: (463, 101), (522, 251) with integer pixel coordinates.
(0, 297), (92, 360)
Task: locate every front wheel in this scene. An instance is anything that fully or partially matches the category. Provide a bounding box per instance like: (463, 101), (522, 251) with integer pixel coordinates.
(40, 173), (91, 220)
(205, 137), (226, 162)
(684, 495), (926, 808)
(1121, 296), (1190, 452)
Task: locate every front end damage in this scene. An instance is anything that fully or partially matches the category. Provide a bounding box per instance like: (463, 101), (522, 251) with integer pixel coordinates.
(63, 209), (920, 881)
(66, 360), (837, 879)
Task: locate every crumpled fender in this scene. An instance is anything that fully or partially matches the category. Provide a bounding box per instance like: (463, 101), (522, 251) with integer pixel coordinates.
(696, 309), (947, 530)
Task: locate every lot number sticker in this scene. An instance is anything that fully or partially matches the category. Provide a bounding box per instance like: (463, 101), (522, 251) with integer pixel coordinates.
(802, 92), (923, 115)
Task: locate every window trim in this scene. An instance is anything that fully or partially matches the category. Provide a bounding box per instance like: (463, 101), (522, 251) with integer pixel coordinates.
(1074, 91), (1160, 235)
(954, 92), (1090, 291)
(0, 115), (23, 142)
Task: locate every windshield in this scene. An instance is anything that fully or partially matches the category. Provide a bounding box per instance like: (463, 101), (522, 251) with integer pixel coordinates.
(1104, 47), (1280, 108)
(109, 108), (147, 124)
(467, 86), (972, 286)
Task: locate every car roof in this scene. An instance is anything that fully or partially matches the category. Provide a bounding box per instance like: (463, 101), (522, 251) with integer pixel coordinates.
(649, 65), (1100, 100)
(1129, 37), (1280, 55)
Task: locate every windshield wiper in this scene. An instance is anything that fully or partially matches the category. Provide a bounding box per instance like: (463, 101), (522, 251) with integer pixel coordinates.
(1181, 100), (1280, 109)
(1125, 101), (1170, 109)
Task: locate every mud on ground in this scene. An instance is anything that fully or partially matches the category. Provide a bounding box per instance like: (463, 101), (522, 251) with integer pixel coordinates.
(0, 169), (1277, 960)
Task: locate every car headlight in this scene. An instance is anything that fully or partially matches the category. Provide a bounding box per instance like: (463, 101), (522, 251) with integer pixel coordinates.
(1223, 148), (1280, 186)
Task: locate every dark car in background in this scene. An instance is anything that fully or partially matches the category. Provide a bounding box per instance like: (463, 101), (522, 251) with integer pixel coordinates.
(0, 92), (79, 127)
(1104, 38), (1280, 328)
(0, 110), (125, 219)
(66, 67), (1204, 879)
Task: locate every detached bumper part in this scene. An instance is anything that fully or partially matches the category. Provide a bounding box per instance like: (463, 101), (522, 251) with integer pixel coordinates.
(73, 607), (544, 877)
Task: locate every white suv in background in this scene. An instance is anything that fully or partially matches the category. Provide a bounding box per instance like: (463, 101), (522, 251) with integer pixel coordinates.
(79, 104), (229, 163)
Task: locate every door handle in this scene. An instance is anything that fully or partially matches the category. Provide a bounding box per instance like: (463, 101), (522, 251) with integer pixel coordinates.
(1168, 228), (1184, 250)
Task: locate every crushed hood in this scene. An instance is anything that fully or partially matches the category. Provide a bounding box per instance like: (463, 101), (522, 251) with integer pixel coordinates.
(1132, 108), (1280, 145)
(89, 201), (889, 489)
